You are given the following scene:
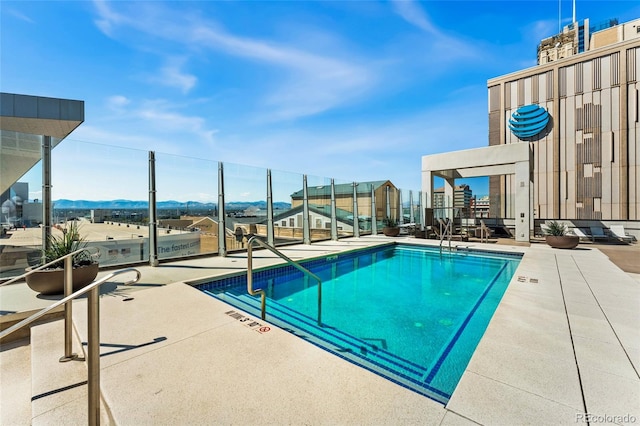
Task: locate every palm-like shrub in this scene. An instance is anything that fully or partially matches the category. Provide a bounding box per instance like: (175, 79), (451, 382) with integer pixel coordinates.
(543, 220), (567, 236)
(43, 221), (92, 268)
(382, 217), (398, 227)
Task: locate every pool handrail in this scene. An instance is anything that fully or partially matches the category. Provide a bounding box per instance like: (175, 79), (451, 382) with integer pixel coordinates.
(0, 247), (101, 361)
(247, 236), (322, 326)
(0, 267), (142, 426)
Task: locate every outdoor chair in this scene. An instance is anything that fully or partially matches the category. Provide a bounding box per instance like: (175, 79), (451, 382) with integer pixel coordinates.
(589, 226), (610, 242)
(571, 228), (592, 242)
(609, 225), (635, 243)
(475, 220), (494, 242)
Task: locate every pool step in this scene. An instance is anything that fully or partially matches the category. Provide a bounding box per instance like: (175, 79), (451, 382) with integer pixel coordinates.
(206, 289), (449, 403)
(214, 290), (426, 376)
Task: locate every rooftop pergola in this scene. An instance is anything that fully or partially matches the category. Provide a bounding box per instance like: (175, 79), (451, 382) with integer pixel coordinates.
(421, 143), (532, 242)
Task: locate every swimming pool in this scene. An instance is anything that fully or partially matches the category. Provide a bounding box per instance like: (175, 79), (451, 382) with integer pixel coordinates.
(197, 243), (521, 403)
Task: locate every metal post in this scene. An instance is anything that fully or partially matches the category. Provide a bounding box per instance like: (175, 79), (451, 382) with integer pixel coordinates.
(246, 244), (266, 320)
(419, 191), (425, 231)
(409, 190), (415, 225)
(266, 169), (274, 246)
(385, 186), (391, 219)
(398, 189), (404, 225)
(330, 179), (338, 241)
(59, 256), (78, 362)
(352, 182), (360, 237)
(87, 287), (100, 426)
(218, 162), (227, 256)
(148, 151), (159, 267)
(302, 175), (310, 244)
(371, 186), (377, 235)
(42, 136), (52, 256)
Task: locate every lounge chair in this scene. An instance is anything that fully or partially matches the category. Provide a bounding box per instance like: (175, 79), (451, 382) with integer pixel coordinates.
(478, 220), (494, 242)
(589, 226), (610, 242)
(609, 225), (634, 243)
(437, 218), (468, 241)
(571, 227), (592, 242)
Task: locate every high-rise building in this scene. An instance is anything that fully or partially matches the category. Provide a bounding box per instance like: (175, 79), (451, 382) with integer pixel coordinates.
(432, 184), (473, 219)
(488, 17), (640, 221)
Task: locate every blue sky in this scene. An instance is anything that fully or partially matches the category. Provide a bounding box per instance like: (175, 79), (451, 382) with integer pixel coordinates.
(2, 0), (639, 201)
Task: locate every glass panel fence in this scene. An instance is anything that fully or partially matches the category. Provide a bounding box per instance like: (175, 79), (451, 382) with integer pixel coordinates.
(51, 140), (148, 268)
(306, 174), (332, 242)
(356, 182), (373, 235)
(222, 162), (266, 252)
(1, 132), (43, 278)
(2, 136), (428, 278)
(155, 153), (218, 260)
(270, 169), (304, 246)
(333, 178), (354, 239)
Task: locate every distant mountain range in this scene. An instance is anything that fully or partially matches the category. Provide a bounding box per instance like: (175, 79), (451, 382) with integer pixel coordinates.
(52, 199), (291, 210)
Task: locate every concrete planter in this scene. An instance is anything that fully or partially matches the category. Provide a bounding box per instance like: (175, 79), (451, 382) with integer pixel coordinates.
(382, 227), (400, 237)
(545, 235), (579, 249)
(26, 262), (99, 295)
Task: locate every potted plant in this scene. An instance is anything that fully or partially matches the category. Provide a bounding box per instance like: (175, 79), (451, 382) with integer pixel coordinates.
(382, 217), (400, 237)
(26, 221), (99, 295)
(543, 220), (579, 249)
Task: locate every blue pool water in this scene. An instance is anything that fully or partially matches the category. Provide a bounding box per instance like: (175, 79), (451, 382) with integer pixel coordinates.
(197, 243), (521, 403)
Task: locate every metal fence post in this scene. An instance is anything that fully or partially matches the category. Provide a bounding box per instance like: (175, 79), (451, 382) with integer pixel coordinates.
(148, 151), (159, 266)
(267, 169), (274, 246)
(371, 186), (377, 235)
(352, 182), (359, 237)
(218, 162), (227, 256)
(330, 179), (338, 241)
(42, 135), (52, 256)
(302, 175), (310, 244)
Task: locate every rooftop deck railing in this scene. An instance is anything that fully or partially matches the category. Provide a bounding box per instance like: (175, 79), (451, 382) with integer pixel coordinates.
(1, 139), (424, 277)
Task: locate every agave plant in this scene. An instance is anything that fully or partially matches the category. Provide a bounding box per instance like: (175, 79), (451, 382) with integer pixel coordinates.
(43, 221), (93, 268)
(543, 220), (567, 236)
(382, 217), (398, 228)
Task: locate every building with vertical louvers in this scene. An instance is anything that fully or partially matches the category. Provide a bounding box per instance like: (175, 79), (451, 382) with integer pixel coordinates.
(487, 17), (640, 221)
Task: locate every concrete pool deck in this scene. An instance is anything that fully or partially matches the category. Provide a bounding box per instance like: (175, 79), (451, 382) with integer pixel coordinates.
(1, 236), (639, 424)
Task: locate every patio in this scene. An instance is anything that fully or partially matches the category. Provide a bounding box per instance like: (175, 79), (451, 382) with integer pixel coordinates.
(1, 236), (638, 424)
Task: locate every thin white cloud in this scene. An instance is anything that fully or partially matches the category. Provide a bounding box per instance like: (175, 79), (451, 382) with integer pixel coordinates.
(106, 95), (131, 113)
(91, 1), (375, 121)
(152, 58), (197, 94)
(136, 101), (218, 146)
(93, 0), (124, 37)
(390, 0), (478, 60)
(525, 19), (558, 44)
(76, 97), (219, 153)
(391, 0), (439, 35)
(7, 8), (35, 24)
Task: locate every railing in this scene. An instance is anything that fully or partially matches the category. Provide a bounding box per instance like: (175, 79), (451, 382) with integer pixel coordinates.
(0, 267), (141, 426)
(438, 218), (453, 253)
(0, 247), (99, 361)
(247, 236), (322, 326)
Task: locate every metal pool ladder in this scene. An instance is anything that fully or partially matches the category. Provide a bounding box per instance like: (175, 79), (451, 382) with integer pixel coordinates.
(247, 236), (322, 326)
